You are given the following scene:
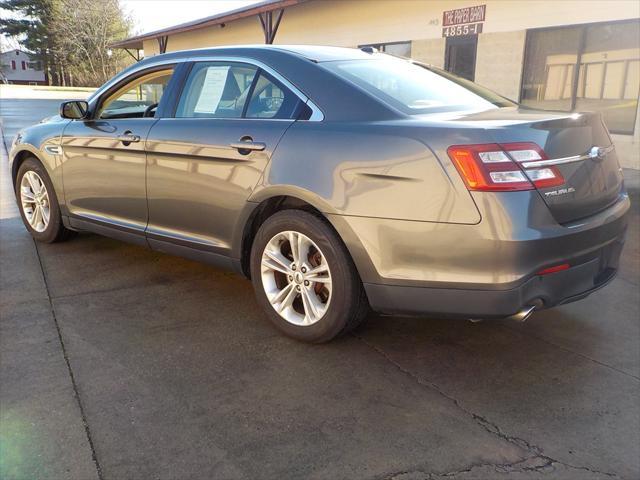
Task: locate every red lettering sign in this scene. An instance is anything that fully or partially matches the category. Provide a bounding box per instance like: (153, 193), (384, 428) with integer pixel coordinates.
(442, 5), (486, 27)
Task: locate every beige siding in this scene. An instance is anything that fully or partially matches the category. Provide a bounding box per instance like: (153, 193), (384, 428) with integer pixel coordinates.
(141, 0), (639, 56)
(143, 39), (159, 56)
(613, 97), (640, 169)
(471, 0), (638, 33)
(411, 39), (445, 68)
(612, 135), (640, 170)
(474, 30), (526, 101)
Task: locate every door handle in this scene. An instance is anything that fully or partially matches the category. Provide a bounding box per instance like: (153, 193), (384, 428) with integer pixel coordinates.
(118, 131), (140, 145)
(230, 141), (266, 153)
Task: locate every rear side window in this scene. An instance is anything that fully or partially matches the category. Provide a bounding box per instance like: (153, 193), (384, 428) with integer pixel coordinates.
(324, 56), (515, 114)
(245, 71), (301, 119)
(176, 61), (301, 120)
(176, 62), (258, 118)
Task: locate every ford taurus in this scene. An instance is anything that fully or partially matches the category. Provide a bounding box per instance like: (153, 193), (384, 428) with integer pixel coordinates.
(9, 45), (629, 342)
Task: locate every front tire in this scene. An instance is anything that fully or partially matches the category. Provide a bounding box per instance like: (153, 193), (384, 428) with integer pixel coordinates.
(15, 157), (74, 243)
(250, 210), (369, 343)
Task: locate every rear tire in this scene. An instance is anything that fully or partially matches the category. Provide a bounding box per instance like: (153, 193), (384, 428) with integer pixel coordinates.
(250, 210), (369, 343)
(15, 157), (75, 243)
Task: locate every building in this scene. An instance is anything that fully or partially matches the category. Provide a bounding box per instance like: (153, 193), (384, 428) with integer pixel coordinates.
(0, 49), (46, 85)
(112, 0), (640, 168)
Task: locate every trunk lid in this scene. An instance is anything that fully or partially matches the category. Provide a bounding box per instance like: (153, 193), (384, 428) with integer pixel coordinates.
(447, 107), (624, 223)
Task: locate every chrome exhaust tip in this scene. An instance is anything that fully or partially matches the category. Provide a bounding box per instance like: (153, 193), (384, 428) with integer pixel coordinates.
(507, 305), (536, 323)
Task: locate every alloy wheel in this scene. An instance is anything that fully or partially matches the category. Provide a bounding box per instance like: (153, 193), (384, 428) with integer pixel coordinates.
(20, 170), (50, 233)
(260, 230), (332, 326)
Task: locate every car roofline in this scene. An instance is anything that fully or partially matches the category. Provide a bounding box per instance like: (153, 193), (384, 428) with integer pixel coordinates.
(140, 44), (384, 64)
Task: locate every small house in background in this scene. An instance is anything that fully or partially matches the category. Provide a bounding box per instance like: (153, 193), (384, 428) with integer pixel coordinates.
(0, 49), (46, 85)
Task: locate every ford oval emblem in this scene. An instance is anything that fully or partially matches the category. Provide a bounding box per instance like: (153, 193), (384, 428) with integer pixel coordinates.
(589, 146), (604, 160)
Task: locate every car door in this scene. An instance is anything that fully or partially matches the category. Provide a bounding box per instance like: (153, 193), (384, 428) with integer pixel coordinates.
(61, 66), (174, 237)
(145, 61), (303, 257)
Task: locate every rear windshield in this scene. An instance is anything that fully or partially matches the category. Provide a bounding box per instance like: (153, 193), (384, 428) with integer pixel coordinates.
(323, 56), (515, 114)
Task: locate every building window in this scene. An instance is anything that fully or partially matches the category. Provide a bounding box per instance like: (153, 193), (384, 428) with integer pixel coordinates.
(358, 41), (411, 58)
(21, 60), (26, 70)
(11, 60), (16, 70)
(521, 20), (640, 135)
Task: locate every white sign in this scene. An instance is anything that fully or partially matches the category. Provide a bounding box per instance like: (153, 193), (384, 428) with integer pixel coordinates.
(194, 66), (230, 114)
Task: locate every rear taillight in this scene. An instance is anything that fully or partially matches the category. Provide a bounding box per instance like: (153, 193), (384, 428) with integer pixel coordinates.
(448, 144), (532, 191)
(448, 142), (564, 192)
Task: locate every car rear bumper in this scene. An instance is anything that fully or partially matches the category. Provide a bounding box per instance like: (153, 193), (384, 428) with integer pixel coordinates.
(329, 189), (630, 318)
(363, 238), (622, 318)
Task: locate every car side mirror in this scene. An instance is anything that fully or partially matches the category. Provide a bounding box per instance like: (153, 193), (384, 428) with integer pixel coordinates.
(60, 100), (89, 120)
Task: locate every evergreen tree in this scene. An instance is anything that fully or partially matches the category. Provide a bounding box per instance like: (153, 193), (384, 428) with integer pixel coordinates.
(0, 0), (59, 84)
(1, 0), (133, 86)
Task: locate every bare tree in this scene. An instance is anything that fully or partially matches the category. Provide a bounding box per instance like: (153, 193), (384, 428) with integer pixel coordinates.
(50, 0), (133, 86)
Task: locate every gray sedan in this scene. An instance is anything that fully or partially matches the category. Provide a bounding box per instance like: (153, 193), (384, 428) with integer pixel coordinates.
(9, 45), (629, 342)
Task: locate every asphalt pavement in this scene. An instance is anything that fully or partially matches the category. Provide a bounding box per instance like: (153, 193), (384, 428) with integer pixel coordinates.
(1, 97), (639, 480)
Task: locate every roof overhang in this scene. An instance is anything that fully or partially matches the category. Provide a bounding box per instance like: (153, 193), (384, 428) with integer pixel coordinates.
(110, 0), (305, 50)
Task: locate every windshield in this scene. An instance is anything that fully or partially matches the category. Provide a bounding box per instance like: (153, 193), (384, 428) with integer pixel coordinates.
(323, 56), (515, 114)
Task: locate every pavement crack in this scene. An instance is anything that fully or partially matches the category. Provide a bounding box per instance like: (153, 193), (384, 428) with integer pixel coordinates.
(423, 455), (621, 479)
(33, 240), (105, 480)
(354, 334), (621, 480)
(49, 283), (144, 302)
(382, 455), (620, 479)
(501, 323), (640, 382)
(549, 459), (620, 478)
(353, 332), (538, 451)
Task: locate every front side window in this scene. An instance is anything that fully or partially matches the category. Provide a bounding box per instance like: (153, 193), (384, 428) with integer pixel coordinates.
(97, 68), (173, 119)
(521, 20), (640, 134)
(324, 56), (514, 114)
(176, 62), (258, 118)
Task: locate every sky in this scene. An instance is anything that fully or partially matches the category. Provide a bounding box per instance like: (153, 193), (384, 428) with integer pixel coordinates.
(121, 0), (263, 35)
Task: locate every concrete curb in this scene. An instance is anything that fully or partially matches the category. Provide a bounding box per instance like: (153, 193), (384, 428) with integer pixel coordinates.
(0, 121), (19, 219)
(0, 84), (95, 100)
(0, 120), (10, 166)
